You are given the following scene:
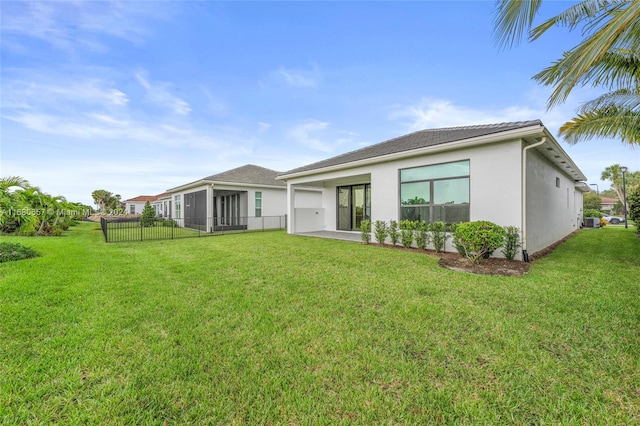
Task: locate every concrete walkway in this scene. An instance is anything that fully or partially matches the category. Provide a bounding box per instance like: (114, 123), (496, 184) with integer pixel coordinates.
(297, 230), (362, 243)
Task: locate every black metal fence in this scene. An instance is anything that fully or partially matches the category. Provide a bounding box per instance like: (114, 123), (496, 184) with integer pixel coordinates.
(100, 215), (287, 243)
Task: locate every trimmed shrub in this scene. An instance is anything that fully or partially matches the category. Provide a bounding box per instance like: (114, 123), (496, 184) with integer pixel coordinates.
(453, 221), (506, 263)
(501, 226), (521, 261)
(162, 218), (178, 227)
(399, 220), (414, 248)
(140, 201), (156, 227)
(0, 242), (40, 263)
(388, 220), (400, 246)
(584, 209), (602, 218)
(414, 221), (429, 250)
(373, 220), (388, 245)
(429, 221), (449, 253)
(360, 219), (371, 244)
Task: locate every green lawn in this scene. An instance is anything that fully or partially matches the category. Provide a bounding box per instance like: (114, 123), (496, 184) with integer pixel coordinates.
(1, 223), (638, 424)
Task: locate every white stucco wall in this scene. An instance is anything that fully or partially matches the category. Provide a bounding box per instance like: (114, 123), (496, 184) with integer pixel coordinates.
(294, 188), (323, 208)
(125, 202), (146, 215)
(250, 187), (286, 217)
(525, 149), (580, 254)
(285, 139), (525, 236)
(169, 184), (286, 221)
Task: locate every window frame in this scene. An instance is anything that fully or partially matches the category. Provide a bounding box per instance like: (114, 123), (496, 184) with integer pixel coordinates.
(174, 194), (182, 219)
(255, 191), (262, 217)
(399, 160), (470, 224)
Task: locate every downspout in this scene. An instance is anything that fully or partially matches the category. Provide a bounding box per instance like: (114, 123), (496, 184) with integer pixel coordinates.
(521, 137), (546, 262)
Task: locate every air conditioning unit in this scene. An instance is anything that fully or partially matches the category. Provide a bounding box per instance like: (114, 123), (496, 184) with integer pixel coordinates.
(584, 217), (600, 228)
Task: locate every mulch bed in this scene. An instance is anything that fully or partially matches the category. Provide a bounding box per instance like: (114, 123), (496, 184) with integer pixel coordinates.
(372, 231), (578, 277)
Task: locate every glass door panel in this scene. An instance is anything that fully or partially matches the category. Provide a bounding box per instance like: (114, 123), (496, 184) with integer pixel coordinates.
(337, 187), (351, 230)
(352, 185), (365, 230)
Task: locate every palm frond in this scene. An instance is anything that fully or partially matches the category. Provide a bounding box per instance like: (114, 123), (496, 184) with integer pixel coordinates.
(532, 1), (640, 107)
(579, 49), (640, 89)
(530, 0), (621, 39)
(559, 106), (640, 145)
(0, 176), (31, 193)
(578, 89), (640, 112)
(493, 0), (544, 49)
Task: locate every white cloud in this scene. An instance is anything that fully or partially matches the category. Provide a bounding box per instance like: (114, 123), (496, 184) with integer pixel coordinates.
(3, 78), (129, 110)
(257, 122), (271, 133)
(388, 98), (543, 132)
(287, 120), (354, 153)
(0, 1), (163, 54)
(135, 72), (191, 115)
(271, 65), (320, 88)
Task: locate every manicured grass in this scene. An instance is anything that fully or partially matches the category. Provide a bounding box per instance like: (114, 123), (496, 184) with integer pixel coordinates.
(1, 223), (638, 424)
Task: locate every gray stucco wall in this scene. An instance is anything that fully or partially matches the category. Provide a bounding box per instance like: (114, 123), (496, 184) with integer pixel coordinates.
(525, 149), (580, 254)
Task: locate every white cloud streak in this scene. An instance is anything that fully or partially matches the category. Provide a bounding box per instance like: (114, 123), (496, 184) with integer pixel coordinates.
(135, 72), (191, 115)
(287, 119), (354, 153)
(271, 65), (321, 88)
(0, 1), (163, 54)
(388, 98), (543, 132)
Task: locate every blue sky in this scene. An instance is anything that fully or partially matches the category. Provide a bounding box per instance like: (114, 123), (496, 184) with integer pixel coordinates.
(2, 0), (638, 206)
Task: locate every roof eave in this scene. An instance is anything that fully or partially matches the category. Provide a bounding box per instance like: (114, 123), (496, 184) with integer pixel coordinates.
(208, 181), (286, 190)
(278, 123), (546, 181)
(537, 128), (588, 182)
(167, 179), (285, 193)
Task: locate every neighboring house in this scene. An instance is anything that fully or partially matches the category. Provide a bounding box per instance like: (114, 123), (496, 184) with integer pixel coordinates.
(600, 197), (618, 214)
(277, 120), (589, 260)
(152, 192), (172, 218)
(124, 195), (159, 215)
(165, 164), (287, 231)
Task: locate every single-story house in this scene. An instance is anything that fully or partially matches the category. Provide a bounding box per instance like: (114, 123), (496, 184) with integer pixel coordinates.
(165, 164), (288, 232)
(124, 195), (160, 215)
(600, 197), (619, 214)
(277, 120), (589, 260)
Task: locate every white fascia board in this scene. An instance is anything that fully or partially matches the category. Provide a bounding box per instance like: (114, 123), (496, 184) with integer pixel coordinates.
(165, 180), (209, 193)
(209, 181), (286, 190)
(278, 124), (545, 181)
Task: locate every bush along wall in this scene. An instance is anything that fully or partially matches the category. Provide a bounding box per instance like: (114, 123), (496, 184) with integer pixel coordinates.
(361, 219), (524, 263)
(453, 221), (506, 263)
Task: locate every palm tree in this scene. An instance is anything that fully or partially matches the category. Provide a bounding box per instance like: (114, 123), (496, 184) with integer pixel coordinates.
(0, 176), (39, 233)
(0, 176), (30, 195)
(91, 189), (113, 213)
(494, 0), (640, 145)
(601, 164), (640, 210)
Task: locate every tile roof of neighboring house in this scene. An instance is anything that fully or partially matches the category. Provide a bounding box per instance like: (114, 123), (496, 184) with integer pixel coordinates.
(202, 164), (286, 187)
(600, 197), (619, 204)
(279, 120), (544, 177)
(125, 195), (159, 203)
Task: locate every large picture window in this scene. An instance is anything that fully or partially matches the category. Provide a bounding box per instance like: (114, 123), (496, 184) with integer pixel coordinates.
(400, 160), (470, 224)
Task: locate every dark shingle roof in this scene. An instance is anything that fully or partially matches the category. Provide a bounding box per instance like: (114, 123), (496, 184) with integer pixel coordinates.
(204, 164), (285, 187)
(279, 120), (543, 177)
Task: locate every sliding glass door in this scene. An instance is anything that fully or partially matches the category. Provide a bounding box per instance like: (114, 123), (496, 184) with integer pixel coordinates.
(337, 184), (371, 231)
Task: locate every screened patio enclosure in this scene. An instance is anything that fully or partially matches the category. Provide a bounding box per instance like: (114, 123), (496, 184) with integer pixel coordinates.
(182, 189), (248, 231)
(212, 189), (247, 230)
